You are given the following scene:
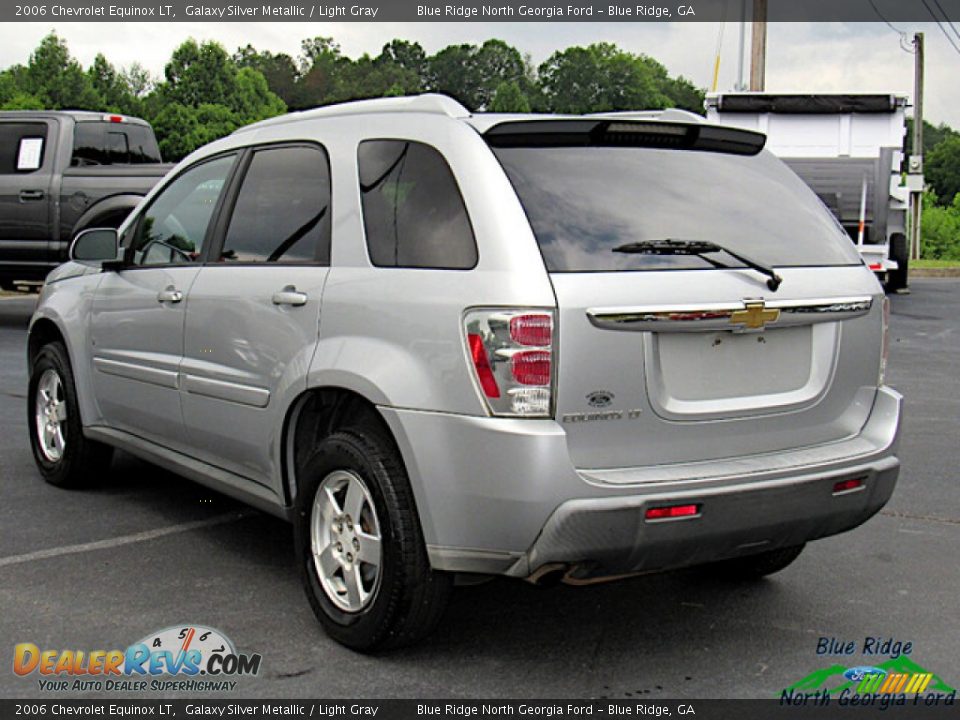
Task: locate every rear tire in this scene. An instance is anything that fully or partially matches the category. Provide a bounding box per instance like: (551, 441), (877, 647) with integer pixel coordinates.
(28, 341), (113, 487)
(294, 422), (451, 651)
(886, 233), (909, 292)
(704, 544), (805, 580)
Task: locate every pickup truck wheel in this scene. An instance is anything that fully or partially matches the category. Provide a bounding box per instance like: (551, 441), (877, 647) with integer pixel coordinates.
(295, 425), (451, 651)
(704, 543), (805, 580)
(28, 342), (113, 487)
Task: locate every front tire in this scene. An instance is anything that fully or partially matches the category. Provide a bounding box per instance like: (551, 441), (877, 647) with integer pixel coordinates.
(294, 423), (451, 651)
(28, 341), (113, 487)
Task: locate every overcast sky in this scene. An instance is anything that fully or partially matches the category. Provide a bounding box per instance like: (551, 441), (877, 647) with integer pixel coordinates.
(2, 22), (958, 129)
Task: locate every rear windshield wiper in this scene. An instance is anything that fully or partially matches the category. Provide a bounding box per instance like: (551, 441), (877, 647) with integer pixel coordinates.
(612, 239), (783, 291)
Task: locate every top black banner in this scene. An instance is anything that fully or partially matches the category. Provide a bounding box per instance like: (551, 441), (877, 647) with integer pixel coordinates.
(5, 0), (960, 23)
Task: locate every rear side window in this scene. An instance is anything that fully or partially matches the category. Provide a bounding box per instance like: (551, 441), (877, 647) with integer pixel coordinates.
(0, 122), (48, 174)
(219, 145), (331, 264)
(358, 140), (477, 269)
(492, 145), (862, 272)
(72, 122), (162, 166)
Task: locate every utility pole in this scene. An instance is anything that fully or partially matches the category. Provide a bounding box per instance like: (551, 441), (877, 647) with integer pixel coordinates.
(736, 0), (747, 90)
(750, 0), (767, 91)
(909, 32), (925, 263)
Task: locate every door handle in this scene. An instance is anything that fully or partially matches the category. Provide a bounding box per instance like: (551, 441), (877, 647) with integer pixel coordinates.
(157, 287), (183, 304)
(272, 286), (308, 307)
(19, 190), (45, 202)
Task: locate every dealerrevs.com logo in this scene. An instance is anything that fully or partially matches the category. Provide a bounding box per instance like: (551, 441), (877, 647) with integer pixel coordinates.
(13, 625), (262, 692)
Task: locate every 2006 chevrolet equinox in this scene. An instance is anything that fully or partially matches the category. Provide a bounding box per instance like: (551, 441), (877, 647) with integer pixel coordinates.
(27, 94), (902, 650)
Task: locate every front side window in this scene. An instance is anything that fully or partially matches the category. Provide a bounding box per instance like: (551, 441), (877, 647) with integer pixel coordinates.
(219, 145), (331, 264)
(358, 140), (477, 269)
(131, 154), (235, 266)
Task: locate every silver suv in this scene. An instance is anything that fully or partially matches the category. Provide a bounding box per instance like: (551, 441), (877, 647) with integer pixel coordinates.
(27, 94), (902, 650)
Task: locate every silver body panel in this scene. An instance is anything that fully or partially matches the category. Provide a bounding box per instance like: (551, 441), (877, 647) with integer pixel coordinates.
(29, 97), (903, 579)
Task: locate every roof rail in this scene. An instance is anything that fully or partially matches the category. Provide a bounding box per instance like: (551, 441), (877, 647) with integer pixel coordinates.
(235, 93), (471, 134)
(587, 108), (705, 123)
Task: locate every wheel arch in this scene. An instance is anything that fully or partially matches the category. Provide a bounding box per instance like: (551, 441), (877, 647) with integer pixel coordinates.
(27, 317), (67, 367)
(71, 194), (143, 236)
(281, 386), (411, 511)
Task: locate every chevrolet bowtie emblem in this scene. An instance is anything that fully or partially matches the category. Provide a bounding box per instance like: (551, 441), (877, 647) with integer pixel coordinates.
(729, 301), (780, 330)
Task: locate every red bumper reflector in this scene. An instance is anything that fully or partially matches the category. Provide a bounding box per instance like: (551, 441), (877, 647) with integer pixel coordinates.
(833, 477), (866, 495)
(645, 504), (700, 520)
(869, 263), (882, 271)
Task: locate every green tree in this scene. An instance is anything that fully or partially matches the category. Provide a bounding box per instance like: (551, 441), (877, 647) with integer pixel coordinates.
(163, 39), (236, 107)
(24, 32), (101, 109)
(121, 62), (155, 99)
(537, 43), (703, 115)
(295, 36), (350, 107)
(234, 45), (300, 107)
(425, 39), (526, 110)
(151, 39), (285, 159)
(425, 44), (478, 107)
(88, 54), (141, 115)
(906, 118), (958, 158)
(0, 65), (43, 109)
(331, 54), (421, 103)
(472, 40), (526, 109)
(377, 40), (428, 83)
(921, 191), (960, 260)
(659, 73), (705, 113)
(151, 102), (237, 160)
(490, 81), (530, 112)
(926, 135), (960, 205)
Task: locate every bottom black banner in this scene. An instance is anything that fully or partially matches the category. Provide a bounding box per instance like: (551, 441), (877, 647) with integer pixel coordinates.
(1, 699), (958, 720)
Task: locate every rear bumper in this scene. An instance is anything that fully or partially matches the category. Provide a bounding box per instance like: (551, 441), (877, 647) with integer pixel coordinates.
(511, 453), (898, 580)
(380, 386), (902, 578)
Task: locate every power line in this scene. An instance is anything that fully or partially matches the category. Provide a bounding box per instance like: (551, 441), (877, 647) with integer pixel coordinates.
(867, 0), (907, 35)
(929, 0), (960, 43)
(866, 0), (917, 53)
(920, 0), (960, 56)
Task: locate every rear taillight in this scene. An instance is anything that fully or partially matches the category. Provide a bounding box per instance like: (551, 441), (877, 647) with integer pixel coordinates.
(879, 296), (890, 385)
(464, 309), (555, 417)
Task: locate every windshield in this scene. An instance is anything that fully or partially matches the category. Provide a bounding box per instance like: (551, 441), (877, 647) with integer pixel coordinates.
(491, 145), (861, 272)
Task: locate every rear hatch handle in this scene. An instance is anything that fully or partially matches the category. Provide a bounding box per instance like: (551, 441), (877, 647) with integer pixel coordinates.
(587, 296), (874, 333)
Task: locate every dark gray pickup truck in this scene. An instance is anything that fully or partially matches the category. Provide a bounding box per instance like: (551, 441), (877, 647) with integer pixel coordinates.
(0, 110), (172, 289)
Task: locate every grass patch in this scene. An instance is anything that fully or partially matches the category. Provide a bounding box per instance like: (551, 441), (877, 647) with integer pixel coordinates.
(914, 258), (960, 268)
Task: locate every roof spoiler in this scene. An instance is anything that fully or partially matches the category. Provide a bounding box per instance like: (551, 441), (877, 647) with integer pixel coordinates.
(484, 119), (766, 156)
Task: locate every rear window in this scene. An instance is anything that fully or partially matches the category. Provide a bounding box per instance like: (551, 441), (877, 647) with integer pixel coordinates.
(491, 145), (861, 272)
(72, 122), (162, 166)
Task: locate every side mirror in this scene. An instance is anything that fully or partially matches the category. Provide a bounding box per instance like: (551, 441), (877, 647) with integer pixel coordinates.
(69, 228), (120, 263)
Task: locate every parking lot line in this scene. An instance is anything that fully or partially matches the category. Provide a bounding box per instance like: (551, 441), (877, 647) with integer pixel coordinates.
(0, 511), (251, 569)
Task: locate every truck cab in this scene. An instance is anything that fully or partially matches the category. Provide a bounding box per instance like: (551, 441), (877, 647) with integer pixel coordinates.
(0, 111), (171, 290)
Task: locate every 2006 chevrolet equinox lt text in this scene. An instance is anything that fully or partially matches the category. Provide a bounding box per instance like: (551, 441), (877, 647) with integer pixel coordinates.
(27, 94), (902, 650)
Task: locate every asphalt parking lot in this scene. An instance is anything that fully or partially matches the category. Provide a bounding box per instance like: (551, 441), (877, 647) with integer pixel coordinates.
(1, 280), (958, 700)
